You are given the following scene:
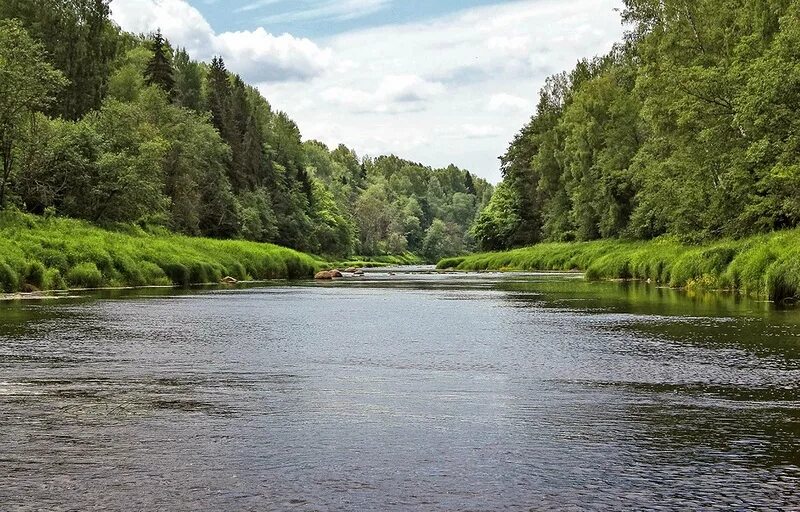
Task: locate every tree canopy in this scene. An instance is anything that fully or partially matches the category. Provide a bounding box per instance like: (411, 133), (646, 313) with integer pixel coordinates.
(474, 0), (800, 250)
(0, 11), (490, 261)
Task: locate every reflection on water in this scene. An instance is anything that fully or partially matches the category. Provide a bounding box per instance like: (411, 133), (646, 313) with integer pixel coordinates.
(1, 270), (799, 510)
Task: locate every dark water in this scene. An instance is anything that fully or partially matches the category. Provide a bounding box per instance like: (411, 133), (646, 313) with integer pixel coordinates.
(1, 270), (799, 511)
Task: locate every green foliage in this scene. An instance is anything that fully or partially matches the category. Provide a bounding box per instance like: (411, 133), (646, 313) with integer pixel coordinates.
(0, 211), (320, 292)
(0, 19), (67, 208)
(107, 46), (151, 102)
(422, 219), (465, 263)
(346, 155), (490, 258)
(0, 5), (490, 263)
(0, 263), (19, 292)
(0, 0), (117, 120)
(144, 30), (175, 96)
(439, 230), (800, 302)
(173, 48), (203, 110)
(472, 182), (522, 250)
(65, 262), (104, 289)
(23, 261), (46, 289)
(476, 0), (800, 250)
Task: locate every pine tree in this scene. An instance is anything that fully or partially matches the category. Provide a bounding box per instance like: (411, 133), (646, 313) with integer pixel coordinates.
(464, 172), (476, 195)
(144, 29), (175, 97)
(207, 57), (231, 136)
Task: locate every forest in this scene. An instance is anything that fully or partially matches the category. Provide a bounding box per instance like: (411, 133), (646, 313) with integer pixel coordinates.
(475, 0), (800, 250)
(3, 0), (800, 296)
(0, 0), (492, 265)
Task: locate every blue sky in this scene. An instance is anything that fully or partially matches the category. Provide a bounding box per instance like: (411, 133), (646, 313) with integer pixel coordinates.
(196, 0), (513, 38)
(112, 0), (625, 182)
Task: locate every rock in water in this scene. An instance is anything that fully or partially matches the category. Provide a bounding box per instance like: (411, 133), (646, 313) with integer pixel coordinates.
(315, 270), (343, 280)
(221, 276), (238, 284)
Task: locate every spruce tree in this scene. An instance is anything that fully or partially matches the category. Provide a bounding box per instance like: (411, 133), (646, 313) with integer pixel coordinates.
(207, 57), (231, 136)
(464, 172), (476, 195)
(144, 29), (175, 97)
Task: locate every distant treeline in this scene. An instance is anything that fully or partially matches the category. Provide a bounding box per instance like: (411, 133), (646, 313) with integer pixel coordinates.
(0, 1), (492, 262)
(475, 0), (800, 250)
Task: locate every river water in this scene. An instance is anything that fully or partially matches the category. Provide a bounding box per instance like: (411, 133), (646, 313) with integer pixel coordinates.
(1, 269), (799, 511)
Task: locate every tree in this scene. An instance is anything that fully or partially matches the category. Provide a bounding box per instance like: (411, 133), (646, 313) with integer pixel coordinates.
(0, 0), (118, 120)
(472, 182), (522, 250)
(77, 98), (169, 223)
(15, 115), (100, 215)
(422, 219), (464, 263)
(173, 48), (202, 110)
(0, 20), (67, 208)
(144, 29), (175, 97)
(206, 57), (231, 136)
(106, 46), (151, 102)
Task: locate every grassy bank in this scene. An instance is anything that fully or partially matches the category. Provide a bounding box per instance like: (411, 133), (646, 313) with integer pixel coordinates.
(0, 211), (321, 292)
(437, 230), (800, 302)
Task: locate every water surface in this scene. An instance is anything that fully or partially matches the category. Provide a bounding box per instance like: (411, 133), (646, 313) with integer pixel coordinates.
(1, 270), (799, 510)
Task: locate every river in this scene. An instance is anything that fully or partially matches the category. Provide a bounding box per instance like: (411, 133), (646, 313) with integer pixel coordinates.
(1, 269), (798, 510)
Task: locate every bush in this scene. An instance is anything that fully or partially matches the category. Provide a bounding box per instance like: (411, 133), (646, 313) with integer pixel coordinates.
(65, 262), (104, 288)
(23, 261), (46, 289)
(161, 262), (190, 287)
(0, 263), (19, 292)
(43, 268), (66, 290)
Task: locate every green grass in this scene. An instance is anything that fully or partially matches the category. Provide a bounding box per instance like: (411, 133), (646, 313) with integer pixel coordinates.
(437, 231), (800, 302)
(0, 210), (321, 292)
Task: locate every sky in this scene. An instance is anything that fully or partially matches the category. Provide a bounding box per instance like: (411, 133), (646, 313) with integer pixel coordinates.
(110, 0), (626, 183)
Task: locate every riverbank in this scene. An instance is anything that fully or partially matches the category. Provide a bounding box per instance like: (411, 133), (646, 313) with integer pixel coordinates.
(0, 211), (322, 292)
(437, 231), (800, 302)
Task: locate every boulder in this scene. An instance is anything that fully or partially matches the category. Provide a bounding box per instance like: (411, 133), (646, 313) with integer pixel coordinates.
(345, 267), (359, 273)
(314, 270), (343, 280)
(220, 276), (238, 284)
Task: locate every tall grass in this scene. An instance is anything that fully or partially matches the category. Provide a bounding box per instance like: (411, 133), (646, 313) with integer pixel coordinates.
(437, 231), (800, 302)
(0, 211), (321, 292)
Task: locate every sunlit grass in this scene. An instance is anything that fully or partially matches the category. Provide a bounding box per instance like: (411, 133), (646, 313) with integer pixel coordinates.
(0, 210), (321, 292)
(437, 232), (800, 302)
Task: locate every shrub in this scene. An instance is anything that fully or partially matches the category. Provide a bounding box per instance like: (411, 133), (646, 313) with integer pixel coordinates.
(65, 262), (104, 288)
(0, 263), (19, 292)
(161, 262), (190, 287)
(43, 268), (66, 290)
(23, 261), (46, 289)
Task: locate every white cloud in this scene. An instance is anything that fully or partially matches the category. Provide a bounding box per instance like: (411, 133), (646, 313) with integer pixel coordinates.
(111, 0), (214, 53)
(462, 124), (502, 139)
(112, 0), (626, 183)
(321, 75), (445, 113)
(487, 35), (530, 54)
(488, 93), (532, 113)
(110, 0), (332, 82)
(214, 28), (332, 82)
(252, 0), (391, 22)
(267, 0), (625, 182)
(234, 0), (281, 14)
